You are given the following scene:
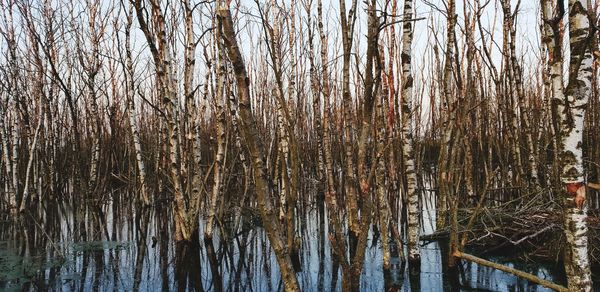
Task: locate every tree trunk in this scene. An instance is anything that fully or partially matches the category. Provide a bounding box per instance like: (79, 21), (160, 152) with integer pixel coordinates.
(437, 0), (457, 231)
(559, 1), (594, 290)
(400, 0), (420, 264)
(205, 37), (227, 239)
(124, 5), (150, 206)
(217, 3), (300, 290)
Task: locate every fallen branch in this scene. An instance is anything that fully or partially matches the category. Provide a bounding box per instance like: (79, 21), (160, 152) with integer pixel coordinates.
(453, 251), (568, 292)
(490, 223), (556, 246)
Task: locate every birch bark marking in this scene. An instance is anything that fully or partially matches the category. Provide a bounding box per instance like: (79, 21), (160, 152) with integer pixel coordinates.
(284, 0), (301, 259)
(182, 0), (205, 217)
(560, 0), (594, 290)
(400, 0), (420, 264)
(500, 0), (524, 185)
(306, 0), (324, 183)
(540, 0), (566, 183)
(267, 4), (291, 223)
(0, 107), (14, 208)
(508, 1), (540, 186)
(183, 0), (196, 134)
(1, 0), (18, 208)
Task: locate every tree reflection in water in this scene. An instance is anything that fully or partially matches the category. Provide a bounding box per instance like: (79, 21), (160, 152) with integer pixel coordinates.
(0, 191), (571, 291)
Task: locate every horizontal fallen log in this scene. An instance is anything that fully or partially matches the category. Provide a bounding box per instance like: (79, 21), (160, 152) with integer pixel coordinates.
(453, 251), (568, 292)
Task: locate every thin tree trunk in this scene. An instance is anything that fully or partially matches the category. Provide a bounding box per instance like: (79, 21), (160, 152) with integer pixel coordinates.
(0, 107), (15, 209)
(400, 0), (420, 264)
(437, 0), (457, 231)
(19, 110), (42, 211)
(82, 1), (102, 196)
(124, 4), (150, 206)
(338, 0), (360, 237)
(376, 81), (390, 270)
(205, 36), (227, 239)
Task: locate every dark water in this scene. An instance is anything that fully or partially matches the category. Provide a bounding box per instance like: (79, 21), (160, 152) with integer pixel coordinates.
(0, 192), (571, 291)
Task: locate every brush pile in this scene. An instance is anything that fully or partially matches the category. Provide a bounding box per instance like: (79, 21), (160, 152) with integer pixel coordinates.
(422, 189), (600, 265)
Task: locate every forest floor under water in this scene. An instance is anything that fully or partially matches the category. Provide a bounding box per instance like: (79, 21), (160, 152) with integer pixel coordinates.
(1, 189), (600, 291)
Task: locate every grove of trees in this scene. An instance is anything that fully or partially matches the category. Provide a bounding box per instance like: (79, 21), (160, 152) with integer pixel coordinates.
(0, 0), (598, 290)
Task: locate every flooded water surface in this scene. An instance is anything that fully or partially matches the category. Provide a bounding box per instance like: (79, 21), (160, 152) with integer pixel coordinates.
(0, 190), (578, 292)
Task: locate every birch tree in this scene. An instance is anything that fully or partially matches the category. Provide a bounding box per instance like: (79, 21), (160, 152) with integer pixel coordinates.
(400, 0), (421, 265)
(130, 0), (195, 242)
(540, 0), (593, 289)
(121, 2), (150, 206)
(559, 0), (594, 290)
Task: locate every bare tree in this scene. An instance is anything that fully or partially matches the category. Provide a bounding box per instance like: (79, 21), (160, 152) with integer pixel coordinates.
(216, 1), (300, 290)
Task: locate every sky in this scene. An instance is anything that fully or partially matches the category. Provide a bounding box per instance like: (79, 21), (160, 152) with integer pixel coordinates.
(0, 0), (558, 128)
(230, 0), (547, 126)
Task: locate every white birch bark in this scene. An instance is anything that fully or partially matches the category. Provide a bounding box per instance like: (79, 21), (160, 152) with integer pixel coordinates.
(19, 110), (42, 211)
(11, 115), (19, 202)
(400, 0), (420, 263)
(205, 40), (226, 239)
(559, 1), (593, 290)
(86, 1), (102, 194)
(339, 0), (360, 235)
(541, 0), (593, 290)
(124, 5), (150, 205)
(0, 105), (15, 208)
(131, 0), (192, 241)
(217, 2), (300, 289)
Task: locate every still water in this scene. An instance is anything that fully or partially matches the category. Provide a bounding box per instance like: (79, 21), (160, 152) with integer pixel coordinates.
(0, 191), (575, 291)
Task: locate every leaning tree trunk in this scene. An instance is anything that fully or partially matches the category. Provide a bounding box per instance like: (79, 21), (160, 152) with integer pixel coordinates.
(216, 3), (300, 291)
(19, 109), (42, 211)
